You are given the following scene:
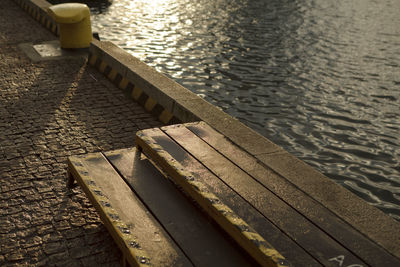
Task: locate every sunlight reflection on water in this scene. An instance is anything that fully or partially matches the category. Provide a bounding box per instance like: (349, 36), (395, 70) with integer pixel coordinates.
(73, 0), (400, 220)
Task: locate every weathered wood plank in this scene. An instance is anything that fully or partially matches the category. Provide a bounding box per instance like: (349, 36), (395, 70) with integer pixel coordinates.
(136, 128), (320, 266)
(258, 149), (400, 259)
(104, 148), (256, 267)
(186, 121), (400, 266)
(159, 124), (368, 266)
(67, 152), (192, 267)
(136, 131), (290, 267)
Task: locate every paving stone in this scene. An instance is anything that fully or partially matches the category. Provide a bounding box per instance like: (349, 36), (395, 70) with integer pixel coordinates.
(69, 246), (94, 259)
(84, 231), (106, 245)
(37, 224), (53, 235)
(47, 251), (69, 264)
(6, 249), (25, 261)
(42, 232), (63, 243)
(43, 242), (66, 255)
(21, 236), (42, 249)
(0, 1), (162, 265)
(2, 240), (20, 254)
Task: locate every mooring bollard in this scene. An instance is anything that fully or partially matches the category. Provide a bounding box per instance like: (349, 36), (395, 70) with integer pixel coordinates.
(47, 3), (92, 49)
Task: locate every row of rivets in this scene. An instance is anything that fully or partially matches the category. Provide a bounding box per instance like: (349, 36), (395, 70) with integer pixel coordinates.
(68, 155), (151, 266)
(136, 133), (289, 267)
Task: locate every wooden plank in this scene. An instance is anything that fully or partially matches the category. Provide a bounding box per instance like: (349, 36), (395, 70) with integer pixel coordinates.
(136, 128), (319, 267)
(67, 153), (192, 267)
(186, 121), (400, 266)
(157, 124), (368, 266)
(258, 150), (400, 259)
(104, 148), (256, 267)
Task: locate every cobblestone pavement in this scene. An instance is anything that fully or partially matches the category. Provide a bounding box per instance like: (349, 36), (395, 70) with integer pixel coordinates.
(0, 1), (162, 266)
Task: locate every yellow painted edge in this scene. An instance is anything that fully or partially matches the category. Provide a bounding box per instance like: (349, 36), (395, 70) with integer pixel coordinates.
(67, 155), (152, 266)
(119, 77), (129, 90)
(144, 97), (157, 112)
(159, 109), (173, 125)
(89, 54), (98, 66)
(108, 68), (118, 81)
(135, 132), (289, 267)
(132, 87), (143, 101)
(98, 61), (108, 73)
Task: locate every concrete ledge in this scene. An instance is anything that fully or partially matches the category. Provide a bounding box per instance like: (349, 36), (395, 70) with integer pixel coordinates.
(12, 0), (58, 35)
(89, 39), (282, 155)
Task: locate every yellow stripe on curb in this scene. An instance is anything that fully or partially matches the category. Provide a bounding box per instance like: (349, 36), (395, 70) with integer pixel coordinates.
(131, 86), (143, 101)
(86, 49), (179, 126)
(144, 97), (157, 112)
(88, 54), (97, 66)
(108, 68), (118, 81)
(118, 77), (129, 90)
(13, 0), (57, 36)
(99, 60), (108, 73)
(159, 109), (174, 125)
(135, 132), (289, 267)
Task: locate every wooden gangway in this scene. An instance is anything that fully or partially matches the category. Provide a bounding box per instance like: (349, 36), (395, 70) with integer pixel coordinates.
(67, 122), (400, 266)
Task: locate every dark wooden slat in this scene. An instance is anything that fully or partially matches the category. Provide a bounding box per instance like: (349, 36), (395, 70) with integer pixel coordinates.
(104, 148), (256, 267)
(135, 133), (289, 267)
(161, 124), (368, 267)
(67, 152), (191, 267)
(258, 150), (400, 259)
(186, 121), (400, 266)
(136, 128), (321, 266)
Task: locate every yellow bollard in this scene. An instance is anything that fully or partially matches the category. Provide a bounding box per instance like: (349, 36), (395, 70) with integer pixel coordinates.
(47, 3), (92, 49)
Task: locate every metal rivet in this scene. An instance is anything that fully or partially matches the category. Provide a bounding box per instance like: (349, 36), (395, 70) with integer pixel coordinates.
(209, 198), (220, 204)
(250, 238), (268, 248)
(101, 201), (111, 207)
(108, 213), (120, 221)
(119, 227), (130, 234)
(186, 175), (195, 181)
(278, 259), (289, 266)
(137, 256), (150, 264)
(129, 241), (141, 249)
(93, 189), (102, 196)
(236, 224), (250, 232)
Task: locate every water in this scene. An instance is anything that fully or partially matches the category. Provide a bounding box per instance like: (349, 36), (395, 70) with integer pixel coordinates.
(51, 0), (400, 220)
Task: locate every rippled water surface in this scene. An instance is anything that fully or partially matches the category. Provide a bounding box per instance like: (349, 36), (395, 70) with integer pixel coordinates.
(68, 0), (400, 219)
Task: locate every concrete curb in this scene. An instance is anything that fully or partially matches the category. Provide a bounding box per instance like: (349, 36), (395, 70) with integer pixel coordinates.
(13, 0), (58, 35)
(88, 39), (282, 156)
